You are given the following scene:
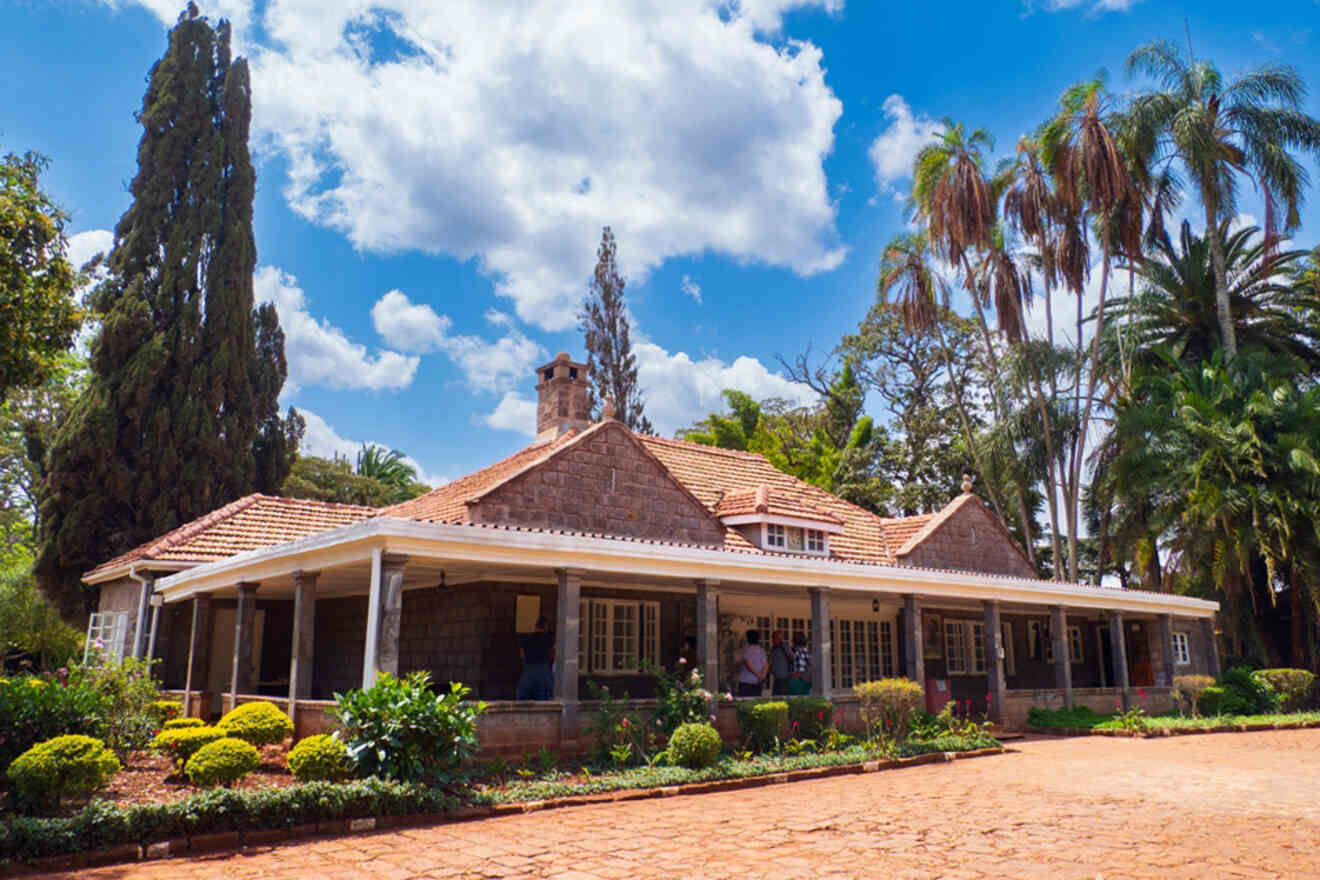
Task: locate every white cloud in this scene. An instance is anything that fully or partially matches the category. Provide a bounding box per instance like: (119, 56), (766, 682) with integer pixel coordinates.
(633, 341), (816, 436)
(484, 309), (515, 328)
(1028, 0), (1138, 11)
(370, 290), (545, 393)
(484, 392), (539, 437)
(298, 409), (448, 488)
(868, 95), (942, 194)
(255, 266), (418, 393)
(66, 228), (113, 271)
(141, 0), (846, 331)
(680, 275), (703, 306)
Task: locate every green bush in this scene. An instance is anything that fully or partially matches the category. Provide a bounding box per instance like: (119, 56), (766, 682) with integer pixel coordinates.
(184, 737), (261, 787)
(1253, 669), (1316, 713)
(785, 697), (833, 740)
(148, 700), (183, 726)
(66, 658), (164, 758)
(1026, 705), (1109, 730)
(735, 700), (788, 751)
(855, 678), (925, 743)
(150, 726), (226, 768)
(331, 671), (486, 782)
(162, 717), (205, 730)
(287, 735), (348, 782)
(1172, 674), (1215, 717)
(644, 659), (712, 735)
(6, 735), (120, 810)
(1220, 666), (1280, 715)
(217, 701), (293, 747)
(0, 674), (108, 773)
(1197, 685), (1249, 717)
(666, 722), (723, 769)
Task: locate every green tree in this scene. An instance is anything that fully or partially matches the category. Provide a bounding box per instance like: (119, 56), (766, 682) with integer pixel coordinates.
(1127, 41), (1320, 357)
(282, 453), (430, 507)
(0, 151), (81, 402)
(35, 5), (300, 619)
(580, 227), (652, 433)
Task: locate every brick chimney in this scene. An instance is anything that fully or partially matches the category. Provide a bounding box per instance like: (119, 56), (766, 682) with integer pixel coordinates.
(535, 352), (591, 442)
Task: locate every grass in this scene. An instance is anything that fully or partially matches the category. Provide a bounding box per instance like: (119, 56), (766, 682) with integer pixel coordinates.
(1028, 706), (1320, 732)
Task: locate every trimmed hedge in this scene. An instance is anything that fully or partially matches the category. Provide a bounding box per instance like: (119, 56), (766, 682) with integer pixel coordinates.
(217, 701), (293, 747)
(150, 726), (226, 767)
(785, 697), (833, 740)
(666, 723), (722, 769)
(735, 701), (788, 751)
(6, 736), (120, 810)
(855, 678), (925, 742)
(0, 778), (464, 863)
(288, 735), (348, 782)
(185, 738), (261, 787)
(162, 718), (205, 730)
(1253, 669), (1316, 713)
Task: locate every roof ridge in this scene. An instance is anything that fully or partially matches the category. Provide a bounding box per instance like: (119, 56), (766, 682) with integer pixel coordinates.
(640, 433), (768, 460)
(381, 433), (564, 515)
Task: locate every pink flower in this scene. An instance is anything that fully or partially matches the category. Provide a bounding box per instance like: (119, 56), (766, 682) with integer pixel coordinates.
(985, 692), (992, 703)
(817, 710), (824, 722)
(677, 657), (687, 665)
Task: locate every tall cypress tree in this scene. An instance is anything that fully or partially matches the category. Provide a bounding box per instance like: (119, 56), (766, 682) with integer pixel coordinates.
(35, 4), (301, 618)
(579, 227), (653, 434)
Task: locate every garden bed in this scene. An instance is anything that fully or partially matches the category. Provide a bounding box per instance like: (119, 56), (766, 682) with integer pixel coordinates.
(1028, 706), (1320, 737)
(0, 736), (1003, 871)
(96, 745), (297, 810)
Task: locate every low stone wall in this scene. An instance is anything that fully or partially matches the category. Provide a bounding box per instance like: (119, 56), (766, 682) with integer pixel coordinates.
(1003, 686), (1174, 729)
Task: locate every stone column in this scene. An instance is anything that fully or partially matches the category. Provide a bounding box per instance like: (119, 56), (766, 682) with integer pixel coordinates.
(1051, 606), (1073, 709)
(376, 555), (408, 678)
(288, 570), (319, 724)
(230, 582), (259, 708)
(1109, 612), (1130, 709)
(983, 601), (1005, 724)
(362, 549), (383, 689)
(1158, 614), (1177, 687)
(1202, 617), (1222, 678)
(809, 587), (832, 696)
(555, 569), (584, 741)
(902, 594), (925, 690)
(145, 595), (163, 678)
(183, 593), (213, 719)
(132, 574), (155, 660)
(694, 579), (720, 695)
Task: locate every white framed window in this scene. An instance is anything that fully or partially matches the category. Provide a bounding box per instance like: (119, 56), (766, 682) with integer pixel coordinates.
(945, 620), (969, 675)
(829, 618), (894, 688)
(879, 620), (895, 677)
(1068, 626), (1084, 663)
(765, 524), (786, 548)
(760, 523), (830, 556)
(1173, 632), (1191, 665)
(806, 530), (826, 553)
(578, 599), (660, 674)
(1000, 622), (1016, 677)
(85, 612), (128, 664)
(970, 622), (986, 674)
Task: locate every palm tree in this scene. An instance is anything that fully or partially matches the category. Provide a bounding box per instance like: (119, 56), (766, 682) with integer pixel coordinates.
(355, 445), (418, 496)
(1040, 74), (1137, 583)
(1127, 41), (1320, 357)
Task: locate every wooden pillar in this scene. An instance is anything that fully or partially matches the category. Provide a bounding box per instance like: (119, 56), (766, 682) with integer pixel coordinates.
(1109, 612), (1130, 709)
(983, 601), (1005, 723)
(809, 587), (832, 697)
(183, 593), (212, 720)
(288, 570), (319, 725)
(376, 555), (408, 677)
(902, 594), (925, 691)
(694, 579), (720, 695)
(230, 582), (259, 708)
(1159, 614), (1177, 687)
(1051, 606), (1073, 709)
(1202, 617), (1222, 678)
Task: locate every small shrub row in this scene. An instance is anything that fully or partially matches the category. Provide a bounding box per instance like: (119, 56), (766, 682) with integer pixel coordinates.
(184, 738), (261, 787)
(735, 700), (788, 750)
(0, 777), (463, 863)
(1253, 669), (1315, 713)
(6, 736), (120, 810)
(666, 723), (722, 769)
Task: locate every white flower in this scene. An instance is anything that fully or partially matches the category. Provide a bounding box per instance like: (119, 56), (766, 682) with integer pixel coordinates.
(722, 692), (734, 701)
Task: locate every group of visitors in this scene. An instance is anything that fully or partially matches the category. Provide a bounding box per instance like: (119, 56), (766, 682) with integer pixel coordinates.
(739, 629), (811, 697)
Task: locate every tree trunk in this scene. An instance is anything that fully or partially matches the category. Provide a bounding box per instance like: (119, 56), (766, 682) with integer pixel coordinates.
(1204, 200), (1237, 358)
(1290, 582), (1308, 669)
(1067, 241), (1113, 584)
(932, 321), (1009, 526)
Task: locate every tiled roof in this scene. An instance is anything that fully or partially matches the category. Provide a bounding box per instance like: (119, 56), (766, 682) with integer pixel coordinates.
(85, 494), (377, 579)
(637, 435), (895, 564)
(381, 428), (590, 523)
(715, 485), (846, 526)
(878, 513), (936, 558)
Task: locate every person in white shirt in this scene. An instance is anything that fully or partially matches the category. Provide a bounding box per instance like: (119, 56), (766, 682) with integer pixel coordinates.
(738, 629), (769, 697)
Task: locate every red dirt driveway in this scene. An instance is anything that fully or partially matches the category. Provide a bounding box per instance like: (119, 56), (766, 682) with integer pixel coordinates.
(40, 730), (1320, 880)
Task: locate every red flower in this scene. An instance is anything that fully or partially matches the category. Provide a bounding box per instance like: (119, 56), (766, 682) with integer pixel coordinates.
(985, 692), (992, 703)
(817, 710), (824, 722)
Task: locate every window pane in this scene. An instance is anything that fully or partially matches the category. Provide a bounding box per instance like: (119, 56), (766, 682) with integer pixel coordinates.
(786, 527), (804, 551)
(880, 620), (895, 677)
(945, 621), (967, 675)
(837, 619), (853, 688)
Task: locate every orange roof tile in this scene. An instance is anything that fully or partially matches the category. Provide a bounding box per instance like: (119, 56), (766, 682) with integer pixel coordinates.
(715, 485), (846, 526)
(84, 494), (377, 579)
(637, 435), (895, 563)
(877, 513), (936, 558)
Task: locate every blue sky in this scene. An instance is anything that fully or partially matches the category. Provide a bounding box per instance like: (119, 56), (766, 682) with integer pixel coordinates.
(5, 0), (1320, 486)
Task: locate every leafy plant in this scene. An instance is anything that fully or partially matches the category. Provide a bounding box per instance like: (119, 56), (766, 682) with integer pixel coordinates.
(643, 658), (712, 735)
(331, 671), (486, 782)
(149, 726), (226, 768)
(1220, 667), (1280, 715)
(785, 698), (833, 740)
(666, 723), (722, 769)
(1172, 675), (1215, 717)
(66, 657), (164, 758)
(1253, 669), (1315, 713)
(584, 680), (644, 763)
(162, 717), (205, 730)
(217, 701), (293, 747)
(287, 734), (348, 782)
(855, 678), (924, 746)
(184, 737), (261, 787)
(734, 700), (788, 752)
(6, 734), (119, 811)
(0, 673), (107, 773)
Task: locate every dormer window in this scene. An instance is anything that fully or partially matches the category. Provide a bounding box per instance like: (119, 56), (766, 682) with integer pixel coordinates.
(717, 484), (845, 557)
(761, 523), (829, 556)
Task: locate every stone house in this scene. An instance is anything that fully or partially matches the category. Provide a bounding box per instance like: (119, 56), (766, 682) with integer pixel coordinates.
(84, 353), (1220, 751)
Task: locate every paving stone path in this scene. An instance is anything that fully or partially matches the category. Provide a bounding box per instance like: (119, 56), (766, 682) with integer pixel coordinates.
(45, 730), (1320, 879)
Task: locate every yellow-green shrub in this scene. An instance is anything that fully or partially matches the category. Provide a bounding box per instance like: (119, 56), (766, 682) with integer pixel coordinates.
(148, 700), (183, 726)
(217, 701), (293, 747)
(667, 722), (722, 768)
(734, 700), (787, 751)
(150, 725), (226, 767)
(162, 717), (205, 730)
(6, 735), (120, 809)
(1253, 669), (1316, 713)
(287, 734), (348, 782)
(184, 737), (261, 787)
(1172, 674), (1215, 717)
(855, 678), (925, 743)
